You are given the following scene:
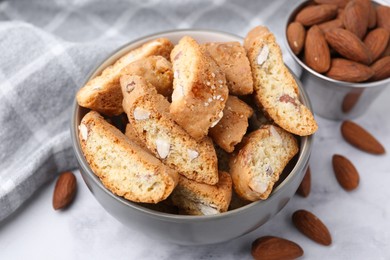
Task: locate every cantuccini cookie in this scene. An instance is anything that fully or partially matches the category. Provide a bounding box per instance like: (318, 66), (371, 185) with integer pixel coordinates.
(209, 95), (254, 153)
(171, 172), (232, 215)
(76, 38), (173, 116)
(125, 123), (148, 150)
(79, 111), (179, 203)
(244, 26), (318, 136)
(121, 75), (219, 185)
(204, 42), (253, 95)
(170, 36), (229, 140)
(230, 125), (299, 201)
(120, 55), (173, 97)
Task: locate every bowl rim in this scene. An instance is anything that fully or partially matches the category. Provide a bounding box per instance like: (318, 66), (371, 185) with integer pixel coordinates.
(71, 29), (313, 223)
(284, 0), (390, 88)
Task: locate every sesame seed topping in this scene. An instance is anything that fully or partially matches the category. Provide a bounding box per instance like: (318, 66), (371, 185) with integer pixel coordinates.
(211, 72), (216, 78)
(218, 79), (223, 84)
(208, 97), (212, 102)
(204, 102), (209, 107)
(211, 85), (216, 90)
(206, 81), (211, 86)
(219, 85), (223, 88)
(216, 95), (221, 100)
(220, 97), (224, 101)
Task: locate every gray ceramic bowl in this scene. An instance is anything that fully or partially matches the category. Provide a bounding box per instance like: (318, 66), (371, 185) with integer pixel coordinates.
(71, 29), (313, 245)
(285, 0), (390, 120)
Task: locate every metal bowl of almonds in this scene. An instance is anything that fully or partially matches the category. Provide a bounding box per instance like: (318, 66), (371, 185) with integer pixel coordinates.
(285, 0), (390, 120)
(71, 29), (314, 245)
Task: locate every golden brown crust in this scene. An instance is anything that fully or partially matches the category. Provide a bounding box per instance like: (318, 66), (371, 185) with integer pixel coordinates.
(170, 36), (229, 140)
(76, 38), (173, 116)
(244, 26), (318, 136)
(120, 55), (173, 97)
(79, 111), (179, 203)
(171, 171), (232, 215)
(204, 42), (253, 95)
(209, 95), (254, 153)
(230, 125), (299, 201)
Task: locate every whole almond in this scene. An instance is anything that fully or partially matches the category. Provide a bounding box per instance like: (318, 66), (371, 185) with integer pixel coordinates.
(341, 120), (386, 154)
(343, 0), (369, 39)
(287, 22), (306, 55)
(53, 171), (77, 210)
(332, 154), (360, 191)
(251, 236), (304, 260)
(337, 8), (345, 20)
(376, 5), (390, 32)
(368, 1), (377, 28)
(382, 41), (390, 57)
(297, 166), (311, 197)
(356, 0), (375, 28)
(296, 4), (338, 26)
(292, 210), (332, 246)
(314, 0), (350, 8)
(305, 25), (331, 73)
(364, 28), (390, 62)
(326, 28), (372, 64)
(371, 56), (390, 81)
(319, 18), (344, 33)
(342, 90), (363, 113)
(326, 58), (374, 82)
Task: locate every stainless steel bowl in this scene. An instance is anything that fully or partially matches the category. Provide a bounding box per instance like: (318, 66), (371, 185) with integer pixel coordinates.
(71, 29), (313, 245)
(285, 0), (390, 120)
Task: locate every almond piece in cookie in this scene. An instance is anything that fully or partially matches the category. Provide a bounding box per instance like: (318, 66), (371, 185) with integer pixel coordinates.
(170, 36), (229, 140)
(203, 42), (253, 95)
(171, 172), (232, 215)
(120, 55), (173, 97)
(121, 75), (219, 185)
(209, 95), (254, 153)
(230, 125), (299, 201)
(244, 26), (318, 136)
(76, 38), (173, 116)
(79, 111), (178, 203)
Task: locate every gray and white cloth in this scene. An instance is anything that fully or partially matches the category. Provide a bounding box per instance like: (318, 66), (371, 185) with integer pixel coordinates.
(0, 0), (304, 222)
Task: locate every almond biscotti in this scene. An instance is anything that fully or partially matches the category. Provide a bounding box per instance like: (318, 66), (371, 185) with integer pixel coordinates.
(244, 26), (318, 136)
(230, 125), (299, 201)
(120, 55), (173, 97)
(76, 38), (173, 116)
(209, 95), (254, 153)
(79, 111), (179, 203)
(125, 123), (148, 150)
(121, 75), (219, 185)
(170, 36), (229, 140)
(171, 172), (232, 215)
(204, 42), (253, 95)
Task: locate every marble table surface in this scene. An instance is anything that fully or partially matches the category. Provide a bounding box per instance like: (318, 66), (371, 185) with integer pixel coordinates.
(1, 88), (390, 260)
